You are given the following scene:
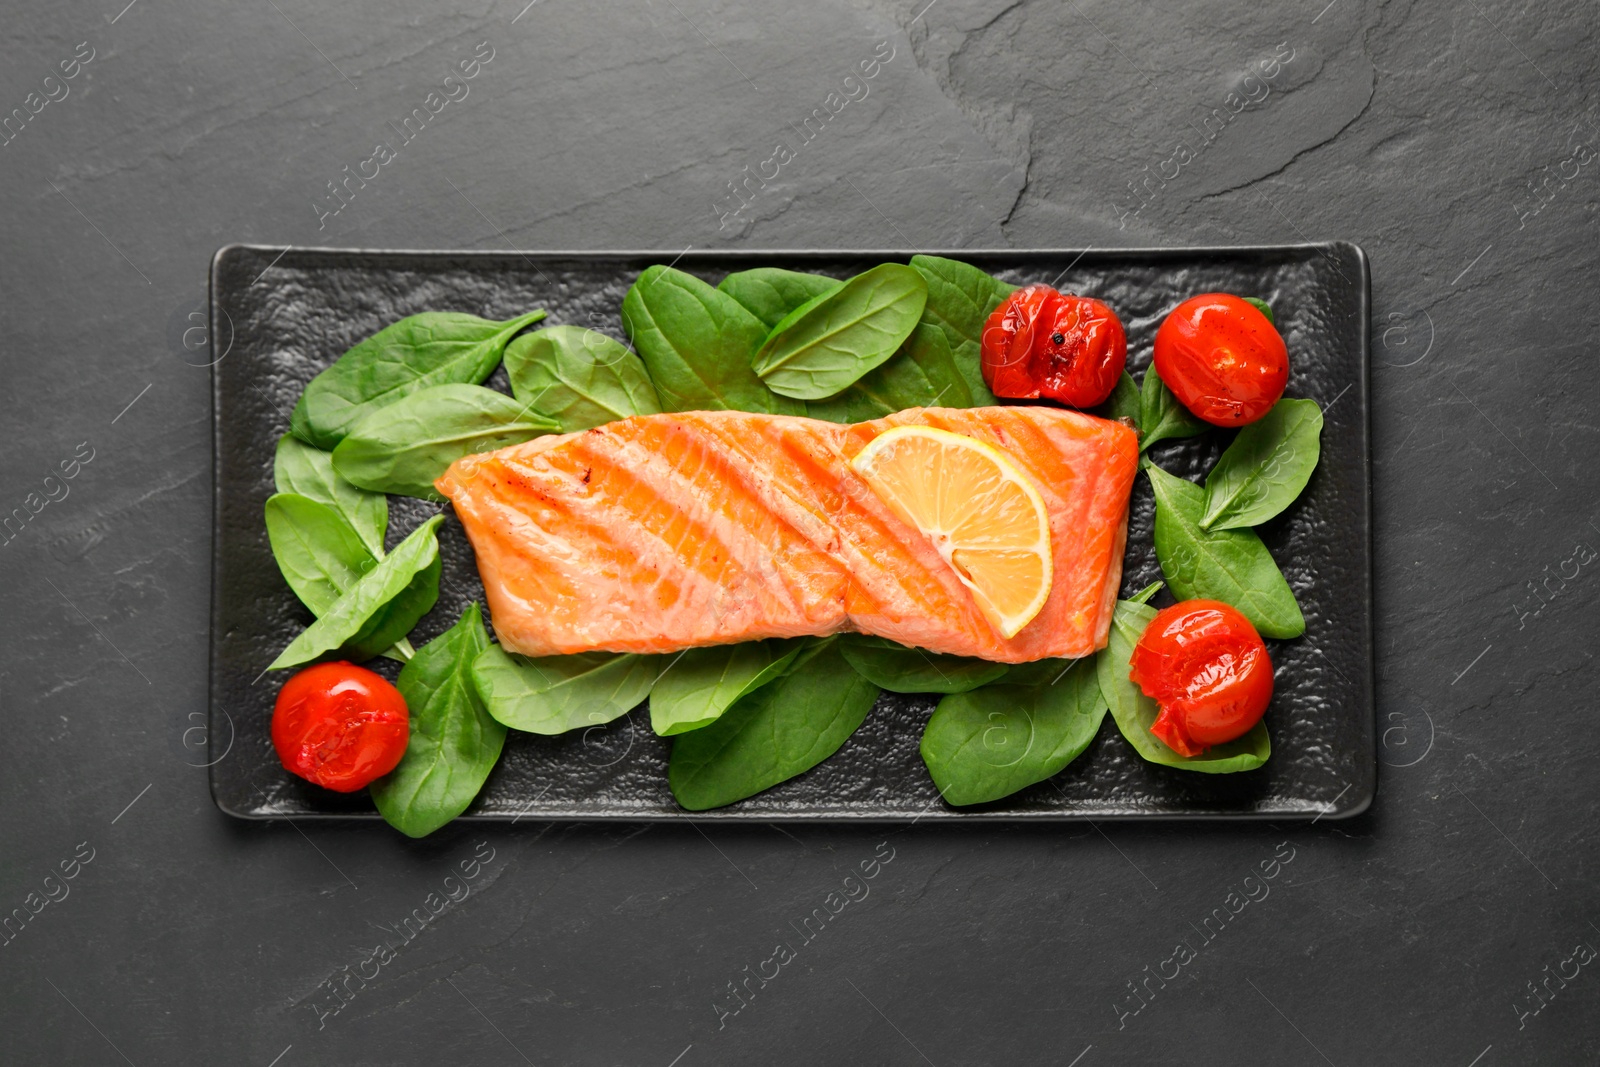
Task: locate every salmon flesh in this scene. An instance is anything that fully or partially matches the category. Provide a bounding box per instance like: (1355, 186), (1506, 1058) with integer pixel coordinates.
(436, 406), (1139, 664)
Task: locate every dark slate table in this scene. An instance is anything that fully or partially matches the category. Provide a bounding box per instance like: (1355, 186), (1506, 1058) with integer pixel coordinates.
(3, 1), (1595, 1063)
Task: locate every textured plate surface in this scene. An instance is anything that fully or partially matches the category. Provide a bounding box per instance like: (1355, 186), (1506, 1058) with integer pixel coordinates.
(209, 245), (1373, 822)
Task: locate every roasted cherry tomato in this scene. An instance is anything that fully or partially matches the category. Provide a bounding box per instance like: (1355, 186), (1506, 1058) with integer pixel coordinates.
(1128, 600), (1273, 757)
(981, 284), (1127, 408)
(272, 661), (409, 792)
(1152, 293), (1287, 426)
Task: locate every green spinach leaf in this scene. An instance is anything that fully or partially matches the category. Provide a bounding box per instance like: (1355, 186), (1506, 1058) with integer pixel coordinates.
(920, 656), (1107, 805)
(668, 637), (879, 811)
(839, 634), (1007, 694)
(909, 254), (1016, 406)
(273, 435), (387, 556)
(503, 325), (662, 431)
(1126, 580), (1165, 606)
(262, 489), (413, 662)
(621, 266), (803, 415)
(264, 493), (376, 615)
(1200, 398), (1323, 530)
(290, 310), (546, 449)
(1097, 597), (1270, 772)
(995, 659), (1077, 686)
(649, 639), (805, 736)
(717, 268), (843, 329)
(1242, 297), (1275, 325)
(472, 645), (662, 734)
(1139, 365), (1208, 452)
(341, 557), (438, 663)
(751, 264), (928, 400)
(332, 384), (558, 501)
(371, 603), (505, 838)
(1146, 462), (1304, 639)
(805, 322), (973, 423)
(1095, 371), (1142, 428)
(268, 516), (444, 669)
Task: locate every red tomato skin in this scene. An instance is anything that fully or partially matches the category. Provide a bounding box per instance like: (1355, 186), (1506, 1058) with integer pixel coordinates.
(981, 285), (1127, 408)
(1152, 294), (1287, 426)
(1128, 600), (1273, 757)
(272, 662), (409, 792)
(982, 284), (1056, 399)
(1035, 294), (1128, 407)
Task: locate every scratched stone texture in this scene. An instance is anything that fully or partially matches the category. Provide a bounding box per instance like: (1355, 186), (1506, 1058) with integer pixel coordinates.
(1, 0), (1596, 1064)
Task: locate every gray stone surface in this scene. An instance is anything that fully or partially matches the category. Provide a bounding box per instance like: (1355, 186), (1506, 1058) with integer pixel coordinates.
(1, 0), (1595, 1063)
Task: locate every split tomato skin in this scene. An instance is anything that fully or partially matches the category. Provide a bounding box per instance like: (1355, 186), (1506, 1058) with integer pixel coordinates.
(1128, 599), (1273, 757)
(982, 284), (1054, 397)
(981, 284), (1127, 408)
(272, 661), (409, 792)
(1152, 293), (1287, 426)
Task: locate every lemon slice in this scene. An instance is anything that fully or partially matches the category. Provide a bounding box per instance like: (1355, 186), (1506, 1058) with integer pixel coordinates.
(849, 425), (1052, 639)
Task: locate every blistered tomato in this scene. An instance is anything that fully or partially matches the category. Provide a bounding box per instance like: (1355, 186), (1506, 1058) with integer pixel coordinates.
(1128, 600), (1273, 757)
(981, 284), (1127, 408)
(272, 661), (409, 792)
(1152, 294), (1287, 426)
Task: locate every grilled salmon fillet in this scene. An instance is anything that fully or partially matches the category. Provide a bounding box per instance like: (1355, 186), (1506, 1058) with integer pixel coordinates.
(436, 407), (1138, 663)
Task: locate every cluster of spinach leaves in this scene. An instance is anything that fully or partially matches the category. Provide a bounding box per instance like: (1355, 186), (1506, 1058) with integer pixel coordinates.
(619, 255), (1006, 421)
(268, 309), (555, 675)
(260, 264), (1321, 830)
(268, 309), (558, 836)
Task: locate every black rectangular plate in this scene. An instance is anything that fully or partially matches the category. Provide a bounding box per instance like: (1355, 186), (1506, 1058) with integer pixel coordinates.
(209, 245), (1374, 822)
